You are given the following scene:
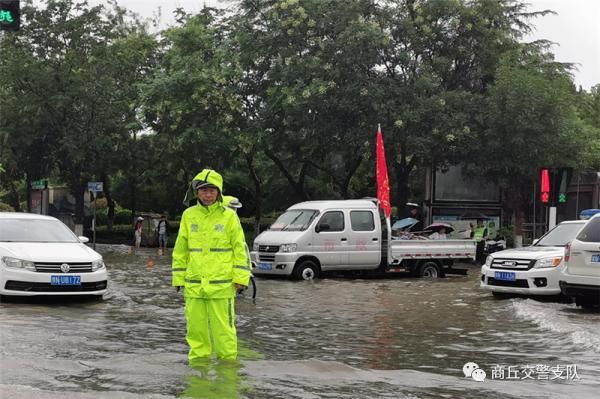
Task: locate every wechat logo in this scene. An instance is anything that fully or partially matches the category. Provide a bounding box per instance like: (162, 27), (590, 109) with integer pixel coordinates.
(463, 362), (487, 382)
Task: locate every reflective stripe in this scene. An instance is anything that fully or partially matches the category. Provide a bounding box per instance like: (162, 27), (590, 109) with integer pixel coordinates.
(228, 298), (233, 328)
(209, 279), (232, 284)
(185, 279), (202, 284)
(210, 248), (232, 252)
(172, 268), (187, 272)
(189, 248), (203, 252)
(233, 265), (251, 271)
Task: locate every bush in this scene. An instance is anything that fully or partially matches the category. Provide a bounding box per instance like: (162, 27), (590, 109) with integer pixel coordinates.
(0, 202), (15, 212)
(94, 207), (135, 226)
(93, 224), (133, 245)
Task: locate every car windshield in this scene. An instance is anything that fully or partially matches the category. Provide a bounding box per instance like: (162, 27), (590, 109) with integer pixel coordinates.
(0, 219), (79, 243)
(534, 223), (584, 247)
(269, 210), (318, 232)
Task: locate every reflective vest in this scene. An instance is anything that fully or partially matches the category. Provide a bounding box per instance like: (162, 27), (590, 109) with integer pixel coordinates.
(171, 201), (250, 298)
(473, 226), (487, 241)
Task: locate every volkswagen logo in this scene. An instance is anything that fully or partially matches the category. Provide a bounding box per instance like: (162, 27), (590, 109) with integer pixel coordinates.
(60, 263), (70, 273)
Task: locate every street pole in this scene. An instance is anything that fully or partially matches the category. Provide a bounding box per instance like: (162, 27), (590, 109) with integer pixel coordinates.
(548, 206), (557, 230)
(575, 174), (580, 219)
(92, 191), (97, 250)
(533, 181), (536, 240)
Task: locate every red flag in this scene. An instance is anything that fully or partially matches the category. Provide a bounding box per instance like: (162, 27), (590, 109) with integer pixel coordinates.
(376, 125), (391, 218)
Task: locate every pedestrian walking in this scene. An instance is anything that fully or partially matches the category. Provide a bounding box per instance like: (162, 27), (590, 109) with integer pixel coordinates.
(172, 169), (251, 362)
(157, 215), (169, 255)
(132, 216), (143, 253)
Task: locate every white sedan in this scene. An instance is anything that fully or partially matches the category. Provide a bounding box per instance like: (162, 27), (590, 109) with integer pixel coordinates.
(0, 212), (108, 298)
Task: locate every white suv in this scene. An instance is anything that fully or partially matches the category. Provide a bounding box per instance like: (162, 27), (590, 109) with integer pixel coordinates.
(559, 214), (600, 309)
(480, 220), (586, 297)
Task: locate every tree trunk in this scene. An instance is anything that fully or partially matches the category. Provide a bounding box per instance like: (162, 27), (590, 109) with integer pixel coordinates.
(393, 160), (411, 218)
(9, 179), (21, 212)
(263, 149), (311, 201)
(26, 173), (32, 213)
(73, 179), (85, 225)
(340, 154), (364, 199)
(102, 172), (115, 231)
(129, 175), (137, 226)
(245, 153), (262, 236)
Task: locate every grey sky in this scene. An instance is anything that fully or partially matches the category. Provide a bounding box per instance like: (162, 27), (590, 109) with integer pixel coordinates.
(101, 0), (600, 90)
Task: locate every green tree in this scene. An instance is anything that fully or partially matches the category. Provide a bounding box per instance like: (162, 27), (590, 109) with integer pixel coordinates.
(0, 0), (157, 224)
(476, 48), (588, 233)
(374, 0), (551, 212)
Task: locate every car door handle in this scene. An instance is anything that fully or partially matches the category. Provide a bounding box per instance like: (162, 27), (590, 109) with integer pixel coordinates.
(372, 238), (379, 241)
(341, 238), (347, 242)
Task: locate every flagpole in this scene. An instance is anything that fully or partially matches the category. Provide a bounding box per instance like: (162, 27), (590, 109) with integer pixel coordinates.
(376, 123), (392, 268)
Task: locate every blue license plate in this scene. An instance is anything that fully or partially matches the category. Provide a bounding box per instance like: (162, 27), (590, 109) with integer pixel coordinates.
(51, 275), (81, 285)
(495, 271), (516, 281)
(257, 262), (272, 270)
(592, 254), (600, 263)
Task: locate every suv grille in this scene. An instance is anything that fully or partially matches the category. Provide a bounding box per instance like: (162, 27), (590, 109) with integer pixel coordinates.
(490, 258), (535, 271)
(34, 262), (93, 273)
(5, 280), (107, 292)
(488, 277), (529, 288)
(258, 245), (279, 253)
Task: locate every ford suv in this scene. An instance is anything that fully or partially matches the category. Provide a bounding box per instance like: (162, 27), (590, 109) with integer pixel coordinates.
(481, 220), (586, 297)
(559, 214), (600, 309)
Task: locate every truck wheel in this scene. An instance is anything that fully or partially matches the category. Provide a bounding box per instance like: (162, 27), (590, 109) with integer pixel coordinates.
(292, 260), (319, 281)
(576, 297), (599, 309)
(418, 261), (440, 278)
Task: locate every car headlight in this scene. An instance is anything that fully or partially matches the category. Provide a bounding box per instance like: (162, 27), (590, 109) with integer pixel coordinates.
(2, 256), (36, 271)
(252, 242), (259, 252)
(280, 243), (297, 253)
(535, 257), (563, 268)
(484, 255), (492, 267)
(91, 259), (105, 271)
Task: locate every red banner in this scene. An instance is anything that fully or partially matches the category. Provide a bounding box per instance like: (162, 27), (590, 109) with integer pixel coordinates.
(376, 125), (391, 218)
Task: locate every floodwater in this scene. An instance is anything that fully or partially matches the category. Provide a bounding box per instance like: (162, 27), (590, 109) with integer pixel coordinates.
(1, 244), (599, 399)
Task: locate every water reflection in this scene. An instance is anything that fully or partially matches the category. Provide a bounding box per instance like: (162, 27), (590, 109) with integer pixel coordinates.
(181, 359), (250, 399)
(0, 245), (598, 399)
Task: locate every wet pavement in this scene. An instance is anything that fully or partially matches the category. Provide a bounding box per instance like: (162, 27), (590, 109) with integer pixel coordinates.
(1, 244), (599, 398)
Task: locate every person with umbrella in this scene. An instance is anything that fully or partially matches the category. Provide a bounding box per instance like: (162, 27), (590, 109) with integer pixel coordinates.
(405, 202), (423, 232)
(429, 228), (447, 240)
(426, 223), (453, 240)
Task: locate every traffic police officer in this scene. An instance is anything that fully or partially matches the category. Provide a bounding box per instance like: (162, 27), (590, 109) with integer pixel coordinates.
(172, 169), (250, 360)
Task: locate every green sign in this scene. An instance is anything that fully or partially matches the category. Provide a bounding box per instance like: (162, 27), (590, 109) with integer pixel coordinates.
(31, 179), (47, 190)
(558, 193), (567, 203)
(0, 0), (19, 31)
(0, 10), (13, 23)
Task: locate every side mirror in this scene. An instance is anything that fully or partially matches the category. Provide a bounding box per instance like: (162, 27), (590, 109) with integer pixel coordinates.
(79, 236), (90, 243)
(316, 223), (330, 233)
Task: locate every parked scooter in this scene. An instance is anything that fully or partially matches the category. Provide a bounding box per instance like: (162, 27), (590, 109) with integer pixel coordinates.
(483, 237), (507, 257)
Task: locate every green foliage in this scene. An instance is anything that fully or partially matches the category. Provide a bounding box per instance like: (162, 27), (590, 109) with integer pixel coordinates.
(0, 202), (15, 212)
(94, 207), (137, 225)
(0, 0), (598, 233)
(497, 225), (514, 247)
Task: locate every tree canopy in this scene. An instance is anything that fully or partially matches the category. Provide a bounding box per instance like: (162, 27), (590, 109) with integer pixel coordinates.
(1, 0), (598, 232)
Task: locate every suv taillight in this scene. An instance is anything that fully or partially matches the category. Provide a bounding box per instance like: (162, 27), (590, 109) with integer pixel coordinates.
(564, 242), (571, 263)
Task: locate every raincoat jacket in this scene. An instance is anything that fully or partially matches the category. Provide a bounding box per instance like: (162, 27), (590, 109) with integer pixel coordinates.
(172, 170), (250, 298)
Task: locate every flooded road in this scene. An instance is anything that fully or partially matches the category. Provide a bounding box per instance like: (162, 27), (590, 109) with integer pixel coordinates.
(1, 245), (599, 398)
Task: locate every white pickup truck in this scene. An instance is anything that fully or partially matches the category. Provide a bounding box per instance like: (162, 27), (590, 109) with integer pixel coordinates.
(251, 199), (476, 280)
